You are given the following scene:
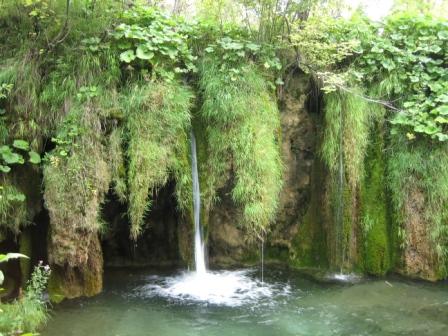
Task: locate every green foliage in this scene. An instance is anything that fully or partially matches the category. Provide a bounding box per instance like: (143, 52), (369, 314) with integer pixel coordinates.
(293, 11), (448, 142)
(123, 81), (193, 239)
(202, 35), (281, 83)
(199, 58), (282, 236)
(0, 140), (41, 174)
(0, 263), (50, 335)
(357, 14), (448, 141)
(0, 253), (28, 286)
(292, 14), (366, 73)
(0, 83), (13, 100)
(110, 7), (197, 81)
(108, 127), (127, 203)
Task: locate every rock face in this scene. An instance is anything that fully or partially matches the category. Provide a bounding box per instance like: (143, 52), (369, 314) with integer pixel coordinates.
(271, 73), (315, 250)
(208, 184), (251, 266)
(48, 234), (103, 302)
(401, 187), (438, 280)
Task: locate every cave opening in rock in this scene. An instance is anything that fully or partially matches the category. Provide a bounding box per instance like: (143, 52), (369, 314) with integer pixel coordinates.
(101, 178), (185, 268)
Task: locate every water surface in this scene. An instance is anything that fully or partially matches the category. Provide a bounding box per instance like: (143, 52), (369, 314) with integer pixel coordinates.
(42, 267), (448, 336)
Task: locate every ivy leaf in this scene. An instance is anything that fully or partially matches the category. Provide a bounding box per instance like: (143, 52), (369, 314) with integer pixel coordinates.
(0, 253), (29, 263)
(119, 50), (136, 63)
(0, 165), (11, 173)
(436, 106), (448, 116)
(12, 139), (29, 151)
(246, 43), (260, 52)
(2, 151), (23, 165)
(381, 59), (396, 70)
(29, 151), (41, 164)
(136, 45), (154, 60)
(436, 133), (448, 141)
(437, 30), (448, 40)
(6, 193), (26, 202)
(275, 78), (284, 85)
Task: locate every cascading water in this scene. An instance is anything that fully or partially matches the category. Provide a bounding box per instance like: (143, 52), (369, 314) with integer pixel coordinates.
(136, 130), (282, 305)
(190, 130), (206, 275)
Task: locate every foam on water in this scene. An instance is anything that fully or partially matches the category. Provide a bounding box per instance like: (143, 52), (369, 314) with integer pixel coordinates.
(135, 269), (288, 306)
(327, 273), (362, 283)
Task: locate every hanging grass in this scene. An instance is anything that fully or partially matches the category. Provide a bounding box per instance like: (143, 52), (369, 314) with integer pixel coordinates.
(108, 127), (127, 203)
(321, 87), (384, 191)
(43, 100), (111, 267)
(122, 81), (193, 240)
(198, 58), (282, 237)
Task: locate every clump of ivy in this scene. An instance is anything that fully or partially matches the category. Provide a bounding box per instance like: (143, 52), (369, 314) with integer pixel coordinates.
(1, 140), (41, 173)
(357, 14), (448, 141)
(110, 7), (197, 81)
(202, 35), (282, 84)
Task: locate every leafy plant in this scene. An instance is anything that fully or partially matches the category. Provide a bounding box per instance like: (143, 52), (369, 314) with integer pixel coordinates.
(356, 14), (448, 141)
(0, 253), (28, 286)
(110, 7), (197, 81)
(0, 261), (51, 335)
(0, 140), (41, 173)
(48, 114), (84, 159)
(202, 35), (282, 84)
(0, 83), (13, 100)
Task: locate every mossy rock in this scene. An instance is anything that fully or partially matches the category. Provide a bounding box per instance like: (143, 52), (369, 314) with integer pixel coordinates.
(360, 125), (391, 276)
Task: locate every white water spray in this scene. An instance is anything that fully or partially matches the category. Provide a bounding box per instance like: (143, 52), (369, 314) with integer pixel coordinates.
(137, 130), (278, 306)
(190, 130), (206, 274)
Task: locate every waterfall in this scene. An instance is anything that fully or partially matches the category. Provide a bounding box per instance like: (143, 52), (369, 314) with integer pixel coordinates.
(142, 130), (273, 305)
(190, 130), (207, 275)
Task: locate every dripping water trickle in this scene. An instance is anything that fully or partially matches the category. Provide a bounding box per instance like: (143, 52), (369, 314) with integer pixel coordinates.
(260, 235), (264, 283)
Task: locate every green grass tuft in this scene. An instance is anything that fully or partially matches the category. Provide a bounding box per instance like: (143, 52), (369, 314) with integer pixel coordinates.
(198, 58), (282, 237)
(122, 81), (193, 240)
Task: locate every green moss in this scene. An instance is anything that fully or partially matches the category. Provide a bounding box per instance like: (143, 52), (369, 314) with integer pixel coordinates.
(360, 125), (391, 275)
(47, 267), (66, 304)
(48, 235), (103, 302)
(320, 88), (386, 272)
